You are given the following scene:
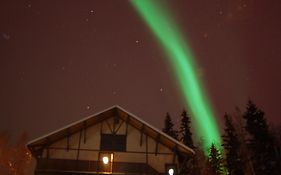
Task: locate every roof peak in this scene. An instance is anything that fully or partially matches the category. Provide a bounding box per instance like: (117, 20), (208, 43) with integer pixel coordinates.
(27, 105), (194, 155)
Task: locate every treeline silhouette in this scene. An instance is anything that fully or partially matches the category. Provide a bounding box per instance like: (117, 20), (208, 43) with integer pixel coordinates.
(162, 100), (281, 175)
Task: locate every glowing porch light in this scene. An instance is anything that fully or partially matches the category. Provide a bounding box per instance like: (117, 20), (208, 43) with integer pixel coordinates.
(102, 156), (109, 164)
(168, 168), (174, 175)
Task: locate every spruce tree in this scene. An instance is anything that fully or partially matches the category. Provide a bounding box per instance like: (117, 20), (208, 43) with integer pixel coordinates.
(243, 100), (279, 175)
(222, 113), (244, 175)
(179, 110), (194, 148)
(162, 112), (178, 139)
(178, 110), (195, 174)
(208, 144), (224, 175)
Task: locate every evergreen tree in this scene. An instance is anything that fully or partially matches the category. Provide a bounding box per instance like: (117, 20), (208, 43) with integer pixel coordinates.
(222, 113), (244, 175)
(179, 110), (194, 148)
(177, 110), (195, 174)
(162, 112), (178, 139)
(233, 106), (256, 175)
(207, 144), (224, 175)
(243, 100), (280, 175)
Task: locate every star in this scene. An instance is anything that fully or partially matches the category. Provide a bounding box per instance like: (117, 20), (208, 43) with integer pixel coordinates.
(237, 6), (243, 11)
(2, 33), (10, 40)
(90, 10), (94, 14)
(135, 40), (139, 44)
(203, 32), (208, 38)
(227, 13), (234, 18)
(86, 106), (90, 110)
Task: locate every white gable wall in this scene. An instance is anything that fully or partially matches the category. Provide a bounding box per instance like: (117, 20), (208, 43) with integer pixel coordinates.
(41, 116), (177, 173)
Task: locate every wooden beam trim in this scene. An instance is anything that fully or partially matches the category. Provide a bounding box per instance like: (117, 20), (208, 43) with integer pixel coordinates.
(76, 130), (82, 161)
(113, 119), (116, 134)
(113, 116), (119, 134)
(125, 116), (130, 135)
(155, 134), (160, 156)
(115, 120), (124, 134)
(83, 121), (87, 144)
(105, 120), (114, 134)
(146, 135), (148, 164)
(66, 130), (70, 151)
(47, 146), (174, 155)
(140, 124), (145, 146)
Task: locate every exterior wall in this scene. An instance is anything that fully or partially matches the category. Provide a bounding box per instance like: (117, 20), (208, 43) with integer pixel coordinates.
(80, 123), (101, 150)
(40, 116), (177, 173)
(114, 152), (145, 163)
(148, 154), (174, 173)
(147, 137), (176, 172)
(126, 124), (146, 152)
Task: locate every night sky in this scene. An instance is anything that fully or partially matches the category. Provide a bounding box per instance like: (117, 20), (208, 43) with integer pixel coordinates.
(1, 0), (280, 140)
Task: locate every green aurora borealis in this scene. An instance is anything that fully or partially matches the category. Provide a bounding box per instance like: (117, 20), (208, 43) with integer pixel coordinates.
(131, 0), (221, 152)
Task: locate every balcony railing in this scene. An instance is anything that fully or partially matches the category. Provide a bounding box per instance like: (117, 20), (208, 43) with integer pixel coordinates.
(35, 158), (160, 175)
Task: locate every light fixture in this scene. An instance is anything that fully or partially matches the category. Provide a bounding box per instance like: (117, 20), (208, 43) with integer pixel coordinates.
(168, 168), (174, 175)
(102, 156), (109, 164)
(99, 152), (113, 173)
(166, 164), (177, 175)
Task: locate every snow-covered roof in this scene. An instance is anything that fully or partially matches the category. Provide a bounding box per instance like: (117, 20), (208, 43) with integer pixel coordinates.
(27, 105), (195, 155)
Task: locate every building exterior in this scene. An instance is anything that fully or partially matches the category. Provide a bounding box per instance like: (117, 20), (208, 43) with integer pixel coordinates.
(28, 106), (194, 175)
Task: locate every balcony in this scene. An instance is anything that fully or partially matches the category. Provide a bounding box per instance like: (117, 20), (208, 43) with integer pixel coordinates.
(35, 158), (161, 175)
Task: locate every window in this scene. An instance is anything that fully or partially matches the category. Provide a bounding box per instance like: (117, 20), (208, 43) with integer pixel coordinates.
(100, 134), (126, 151)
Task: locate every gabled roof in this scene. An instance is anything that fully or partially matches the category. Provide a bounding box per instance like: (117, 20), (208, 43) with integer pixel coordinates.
(27, 105), (194, 155)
